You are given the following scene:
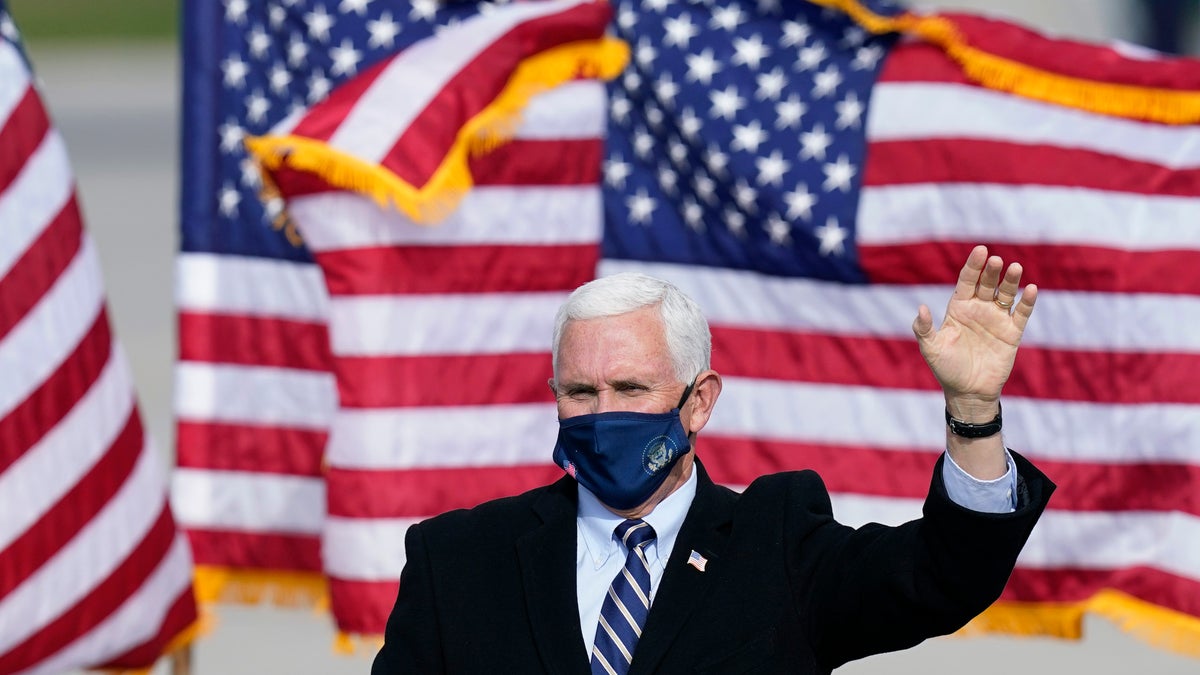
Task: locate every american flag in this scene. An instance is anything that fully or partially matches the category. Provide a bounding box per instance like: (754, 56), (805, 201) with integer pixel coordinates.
(178, 0), (1200, 653)
(0, 7), (197, 674)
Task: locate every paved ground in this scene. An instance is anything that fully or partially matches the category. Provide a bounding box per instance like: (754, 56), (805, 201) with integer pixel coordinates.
(25, 2), (1197, 671)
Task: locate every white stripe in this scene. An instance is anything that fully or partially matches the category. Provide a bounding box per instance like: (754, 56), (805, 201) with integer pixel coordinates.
(175, 252), (328, 320)
(289, 186), (602, 252)
(0, 436), (168, 655)
(0, 131), (75, 280)
(513, 81), (608, 139)
(23, 535), (193, 675)
(323, 516), (418, 581)
(173, 361), (335, 429)
(0, 235), (104, 418)
(0, 40), (30, 129)
(869, 82), (1200, 168)
(330, 0), (592, 162)
(711, 377), (1200, 465)
(0, 345), (135, 551)
(858, 184), (1200, 249)
(1017, 510), (1200, 578)
(328, 292), (567, 356)
(170, 468), (325, 534)
(828, 494), (1200, 581)
(325, 376), (1200, 468)
(597, 259), (1200, 352)
(326, 403), (557, 469)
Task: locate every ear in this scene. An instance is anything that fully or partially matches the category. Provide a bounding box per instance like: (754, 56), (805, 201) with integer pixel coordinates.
(683, 368), (722, 435)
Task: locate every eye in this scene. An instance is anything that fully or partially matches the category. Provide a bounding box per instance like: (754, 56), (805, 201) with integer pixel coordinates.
(561, 387), (596, 400)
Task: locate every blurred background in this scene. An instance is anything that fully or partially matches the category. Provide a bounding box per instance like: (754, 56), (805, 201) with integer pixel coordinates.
(7, 0), (1198, 672)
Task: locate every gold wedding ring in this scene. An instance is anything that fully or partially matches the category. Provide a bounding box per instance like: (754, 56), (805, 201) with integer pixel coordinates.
(994, 298), (1014, 310)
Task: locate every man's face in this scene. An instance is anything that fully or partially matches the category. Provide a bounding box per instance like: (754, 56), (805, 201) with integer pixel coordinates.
(553, 306), (686, 419)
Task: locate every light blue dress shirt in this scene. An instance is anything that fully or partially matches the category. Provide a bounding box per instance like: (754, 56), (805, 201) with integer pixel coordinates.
(573, 450), (1018, 655)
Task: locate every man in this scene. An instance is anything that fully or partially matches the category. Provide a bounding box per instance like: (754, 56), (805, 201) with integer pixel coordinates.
(372, 245), (1054, 674)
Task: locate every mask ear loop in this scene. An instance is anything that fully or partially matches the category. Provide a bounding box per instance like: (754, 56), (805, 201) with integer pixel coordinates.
(676, 379), (698, 444)
(675, 380), (697, 410)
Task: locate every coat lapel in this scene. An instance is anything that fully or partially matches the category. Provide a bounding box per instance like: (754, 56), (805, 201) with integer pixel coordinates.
(629, 461), (736, 675)
(517, 477), (591, 675)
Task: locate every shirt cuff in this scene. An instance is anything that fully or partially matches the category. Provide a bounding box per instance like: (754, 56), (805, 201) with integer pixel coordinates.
(941, 449), (1018, 513)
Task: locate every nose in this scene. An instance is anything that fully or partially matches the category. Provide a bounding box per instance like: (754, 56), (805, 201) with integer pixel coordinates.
(592, 389), (619, 414)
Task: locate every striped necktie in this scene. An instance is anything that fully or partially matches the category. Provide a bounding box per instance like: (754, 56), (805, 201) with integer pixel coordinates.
(591, 519), (657, 675)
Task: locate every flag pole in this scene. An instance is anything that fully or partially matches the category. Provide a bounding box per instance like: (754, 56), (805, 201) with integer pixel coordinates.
(169, 645), (193, 675)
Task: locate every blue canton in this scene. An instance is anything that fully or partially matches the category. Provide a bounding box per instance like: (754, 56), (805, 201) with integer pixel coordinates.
(603, 0), (901, 283)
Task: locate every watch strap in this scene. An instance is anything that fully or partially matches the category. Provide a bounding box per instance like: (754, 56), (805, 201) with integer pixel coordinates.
(945, 403), (1003, 438)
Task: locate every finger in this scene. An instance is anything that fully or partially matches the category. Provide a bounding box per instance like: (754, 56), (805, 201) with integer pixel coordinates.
(952, 245), (989, 301)
(993, 262), (1024, 311)
(1012, 284), (1038, 332)
(974, 255), (1005, 302)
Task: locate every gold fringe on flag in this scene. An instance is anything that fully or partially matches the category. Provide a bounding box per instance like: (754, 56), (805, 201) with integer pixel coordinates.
(811, 0), (1200, 125)
(960, 591), (1200, 658)
(332, 631), (385, 657)
(192, 566), (394, 657)
(192, 565), (330, 610)
(245, 36), (629, 226)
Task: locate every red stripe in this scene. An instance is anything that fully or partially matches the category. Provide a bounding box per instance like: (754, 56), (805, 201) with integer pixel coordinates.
(0, 506), (179, 673)
(864, 138), (1200, 196)
(0, 409), (143, 599)
(340, 565), (1200, 632)
(467, 138), (603, 185)
(271, 138), (603, 198)
(711, 325), (1200, 404)
(881, 17), (1200, 93)
(940, 13), (1200, 91)
(858, 241), (1200, 296)
(878, 41), (973, 85)
(701, 436), (1200, 516)
(0, 195), (82, 340)
(326, 464), (562, 518)
(327, 577), (397, 635)
(327, 441), (1197, 518)
(177, 311), (331, 372)
(0, 308), (110, 475)
(175, 421), (327, 476)
(0, 85), (50, 194)
(380, 2), (612, 186)
(711, 325), (935, 392)
(184, 529), (321, 571)
(97, 587), (198, 669)
(337, 352), (552, 408)
(1004, 566), (1200, 618)
(316, 243), (598, 296)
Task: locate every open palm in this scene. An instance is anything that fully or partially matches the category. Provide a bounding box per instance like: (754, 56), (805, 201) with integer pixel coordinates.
(912, 246), (1038, 412)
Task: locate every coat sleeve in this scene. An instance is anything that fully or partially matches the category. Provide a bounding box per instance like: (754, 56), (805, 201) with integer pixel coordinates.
(372, 522), (445, 674)
(789, 450), (1054, 670)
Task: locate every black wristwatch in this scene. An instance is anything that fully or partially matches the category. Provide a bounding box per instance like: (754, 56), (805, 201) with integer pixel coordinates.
(945, 403), (1002, 438)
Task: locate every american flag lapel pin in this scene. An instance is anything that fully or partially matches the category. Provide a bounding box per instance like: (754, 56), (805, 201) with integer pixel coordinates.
(687, 549), (708, 572)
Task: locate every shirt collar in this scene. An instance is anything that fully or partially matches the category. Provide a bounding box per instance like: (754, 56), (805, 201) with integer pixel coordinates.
(577, 465), (699, 570)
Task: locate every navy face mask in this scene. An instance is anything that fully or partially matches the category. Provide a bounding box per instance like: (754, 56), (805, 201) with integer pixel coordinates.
(552, 384), (694, 510)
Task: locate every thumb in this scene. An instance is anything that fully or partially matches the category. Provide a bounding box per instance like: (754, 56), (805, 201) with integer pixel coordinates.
(912, 304), (934, 343)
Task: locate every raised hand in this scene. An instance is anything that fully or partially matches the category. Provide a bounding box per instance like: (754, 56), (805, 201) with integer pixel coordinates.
(912, 246), (1038, 479)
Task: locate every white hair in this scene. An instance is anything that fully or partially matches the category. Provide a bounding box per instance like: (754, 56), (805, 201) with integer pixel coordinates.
(551, 272), (711, 384)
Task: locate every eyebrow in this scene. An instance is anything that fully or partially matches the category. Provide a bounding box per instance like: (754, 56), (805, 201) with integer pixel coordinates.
(558, 378), (651, 393)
